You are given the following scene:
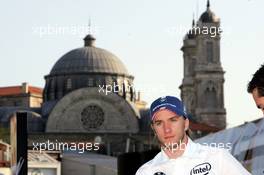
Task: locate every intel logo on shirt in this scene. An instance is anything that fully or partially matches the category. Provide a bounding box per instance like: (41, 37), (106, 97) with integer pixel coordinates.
(190, 162), (211, 175)
(154, 172), (166, 175)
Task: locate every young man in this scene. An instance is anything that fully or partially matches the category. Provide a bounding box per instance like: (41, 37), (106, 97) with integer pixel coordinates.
(136, 96), (251, 175)
(248, 64), (264, 114)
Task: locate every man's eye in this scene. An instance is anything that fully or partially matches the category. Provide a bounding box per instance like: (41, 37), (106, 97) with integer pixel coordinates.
(155, 122), (161, 126)
(170, 118), (178, 121)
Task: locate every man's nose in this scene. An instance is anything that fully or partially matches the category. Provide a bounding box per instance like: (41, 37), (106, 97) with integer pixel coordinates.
(164, 122), (171, 133)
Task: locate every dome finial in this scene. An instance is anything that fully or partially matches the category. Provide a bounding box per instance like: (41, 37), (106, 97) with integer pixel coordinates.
(192, 13), (195, 27)
(207, 0), (210, 9)
(88, 17), (92, 34)
(84, 17), (96, 47)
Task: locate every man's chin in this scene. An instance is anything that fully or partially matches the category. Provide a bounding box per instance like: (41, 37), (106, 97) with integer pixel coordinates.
(162, 140), (180, 148)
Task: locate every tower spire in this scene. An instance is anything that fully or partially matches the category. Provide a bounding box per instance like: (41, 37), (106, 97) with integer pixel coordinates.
(192, 13), (195, 27)
(207, 0), (210, 9)
(196, 0), (199, 21)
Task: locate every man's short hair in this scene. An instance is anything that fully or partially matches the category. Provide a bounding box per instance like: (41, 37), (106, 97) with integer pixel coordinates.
(247, 64), (264, 96)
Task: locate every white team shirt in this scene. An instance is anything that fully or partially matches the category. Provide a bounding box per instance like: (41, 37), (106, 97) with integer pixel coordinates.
(136, 138), (251, 175)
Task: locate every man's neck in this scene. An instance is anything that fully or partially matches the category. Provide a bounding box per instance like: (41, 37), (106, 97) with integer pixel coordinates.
(163, 136), (188, 159)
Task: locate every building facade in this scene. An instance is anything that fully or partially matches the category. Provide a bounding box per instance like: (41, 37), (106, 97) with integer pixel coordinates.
(0, 83), (42, 108)
(180, 0), (226, 135)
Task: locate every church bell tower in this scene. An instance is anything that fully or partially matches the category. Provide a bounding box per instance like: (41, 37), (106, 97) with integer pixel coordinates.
(180, 0), (226, 130)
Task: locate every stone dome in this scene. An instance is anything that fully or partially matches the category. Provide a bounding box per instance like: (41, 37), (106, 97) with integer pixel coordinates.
(43, 34), (135, 102)
(199, 10), (217, 23)
(50, 36), (129, 76)
(199, 0), (218, 23)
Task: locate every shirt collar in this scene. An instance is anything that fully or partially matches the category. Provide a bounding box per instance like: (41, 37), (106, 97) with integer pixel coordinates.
(181, 137), (199, 158)
(152, 137), (199, 165)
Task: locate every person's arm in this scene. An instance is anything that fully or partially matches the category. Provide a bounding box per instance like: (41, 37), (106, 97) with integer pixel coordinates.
(220, 149), (251, 175)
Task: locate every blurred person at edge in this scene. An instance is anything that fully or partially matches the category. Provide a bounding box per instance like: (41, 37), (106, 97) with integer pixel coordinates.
(248, 64), (264, 114)
(135, 96), (251, 175)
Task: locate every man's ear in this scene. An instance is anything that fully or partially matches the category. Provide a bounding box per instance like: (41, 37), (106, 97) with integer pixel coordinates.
(185, 118), (189, 131)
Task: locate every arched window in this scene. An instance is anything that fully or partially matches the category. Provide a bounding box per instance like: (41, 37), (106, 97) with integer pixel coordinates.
(49, 78), (55, 100)
(203, 81), (217, 108)
(88, 78), (93, 87)
(66, 78), (72, 90)
(206, 42), (214, 63)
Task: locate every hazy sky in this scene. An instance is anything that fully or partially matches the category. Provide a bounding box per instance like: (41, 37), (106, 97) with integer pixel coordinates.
(1, 0), (263, 127)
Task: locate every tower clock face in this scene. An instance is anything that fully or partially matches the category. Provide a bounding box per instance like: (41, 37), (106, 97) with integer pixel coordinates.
(81, 104), (105, 130)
